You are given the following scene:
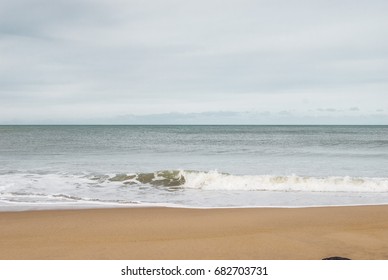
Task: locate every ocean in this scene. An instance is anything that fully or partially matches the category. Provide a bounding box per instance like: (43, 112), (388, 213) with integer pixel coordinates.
(1, 125), (388, 210)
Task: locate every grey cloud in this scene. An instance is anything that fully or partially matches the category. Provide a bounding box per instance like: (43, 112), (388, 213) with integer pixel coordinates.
(317, 108), (338, 112)
(0, 0), (109, 38)
(5, 111), (386, 125)
(1, 0), (388, 124)
(279, 111), (292, 116)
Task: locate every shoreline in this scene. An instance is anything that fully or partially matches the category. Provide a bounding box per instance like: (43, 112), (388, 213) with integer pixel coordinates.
(1, 205), (388, 260)
(3, 200), (388, 213)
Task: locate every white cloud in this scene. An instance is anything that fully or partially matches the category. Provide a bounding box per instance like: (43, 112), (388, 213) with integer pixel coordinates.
(1, 0), (387, 124)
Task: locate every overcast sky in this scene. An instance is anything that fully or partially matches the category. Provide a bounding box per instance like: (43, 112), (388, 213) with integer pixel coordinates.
(1, 0), (387, 124)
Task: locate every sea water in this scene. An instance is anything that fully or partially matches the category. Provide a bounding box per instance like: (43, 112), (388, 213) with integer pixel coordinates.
(0, 125), (387, 210)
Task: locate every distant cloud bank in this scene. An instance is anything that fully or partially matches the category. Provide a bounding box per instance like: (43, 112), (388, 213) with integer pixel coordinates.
(3, 110), (387, 125)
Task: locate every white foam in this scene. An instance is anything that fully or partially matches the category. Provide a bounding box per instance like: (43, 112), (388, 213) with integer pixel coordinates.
(2, 171), (388, 211)
(182, 171), (388, 192)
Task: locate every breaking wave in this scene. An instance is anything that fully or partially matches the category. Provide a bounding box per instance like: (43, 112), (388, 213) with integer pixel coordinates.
(94, 170), (186, 188)
(1, 170), (388, 194)
(92, 170), (388, 193)
(181, 171), (388, 192)
(2, 170), (388, 210)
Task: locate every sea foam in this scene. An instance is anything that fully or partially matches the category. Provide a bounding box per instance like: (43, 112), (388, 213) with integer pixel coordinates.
(182, 171), (388, 192)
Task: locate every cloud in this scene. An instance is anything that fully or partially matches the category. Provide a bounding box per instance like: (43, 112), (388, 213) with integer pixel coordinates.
(1, 0), (388, 124)
(3, 110), (387, 125)
(317, 108), (338, 112)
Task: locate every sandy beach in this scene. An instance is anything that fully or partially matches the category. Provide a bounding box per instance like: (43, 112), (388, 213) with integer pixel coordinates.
(1, 205), (388, 260)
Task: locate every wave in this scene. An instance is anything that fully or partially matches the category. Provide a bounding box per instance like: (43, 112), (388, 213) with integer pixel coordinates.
(1, 170), (388, 193)
(0, 191), (140, 205)
(99, 170), (185, 187)
(2, 170), (388, 210)
(182, 171), (388, 192)
(92, 170), (388, 193)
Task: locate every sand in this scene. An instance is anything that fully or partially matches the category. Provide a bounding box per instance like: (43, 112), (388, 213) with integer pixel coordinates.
(1, 205), (388, 260)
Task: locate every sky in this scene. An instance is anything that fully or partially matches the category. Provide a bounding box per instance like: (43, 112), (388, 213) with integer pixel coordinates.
(1, 0), (387, 124)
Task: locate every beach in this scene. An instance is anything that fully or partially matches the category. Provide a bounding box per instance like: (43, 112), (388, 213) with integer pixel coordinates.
(1, 205), (388, 260)
(1, 126), (388, 260)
